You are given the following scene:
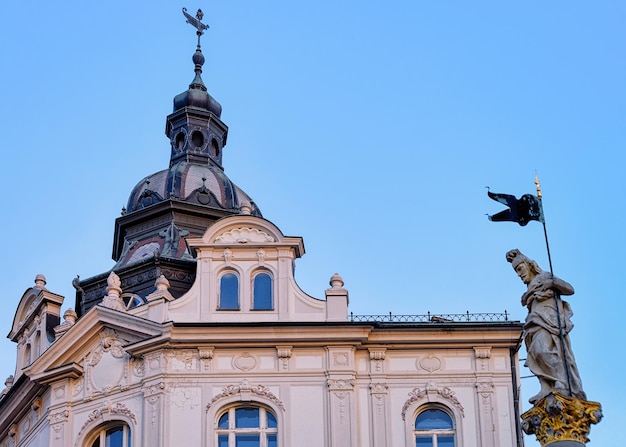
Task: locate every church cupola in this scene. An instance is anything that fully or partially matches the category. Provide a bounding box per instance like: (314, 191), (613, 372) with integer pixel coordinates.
(75, 8), (261, 316)
(166, 8), (227, 168)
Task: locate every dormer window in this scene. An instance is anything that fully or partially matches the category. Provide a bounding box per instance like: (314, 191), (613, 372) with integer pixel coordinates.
(252, 272), (273, 310)
(219, 272), (239, 310)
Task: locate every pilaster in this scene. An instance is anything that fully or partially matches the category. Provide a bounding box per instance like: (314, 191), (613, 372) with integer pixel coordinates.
(474, 347), (495, 447)
(48, 407), (70, 447)
(142, 380), (168, 447)
(326, 346), (356, 447)
(368, 348), (388, 447)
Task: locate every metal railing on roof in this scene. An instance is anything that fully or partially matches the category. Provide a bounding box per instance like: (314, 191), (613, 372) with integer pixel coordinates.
(349, 310), (510, 323)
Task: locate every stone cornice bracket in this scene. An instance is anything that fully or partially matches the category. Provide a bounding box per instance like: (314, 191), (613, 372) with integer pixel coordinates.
(521, 392), (602, 446)
(199, 347), (215, 371)
(199, 347), (215, 360)
(276, 346), (292, 370)
(473, 346), (491, 359)
(401, 383), (465, 420)
(369, 349), (386, 361)
(207, 379), (285, 411)
(369, 348), (386, 373)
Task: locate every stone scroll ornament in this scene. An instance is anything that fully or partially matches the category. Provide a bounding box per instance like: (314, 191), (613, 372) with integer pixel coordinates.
(489, 176), (602, 446)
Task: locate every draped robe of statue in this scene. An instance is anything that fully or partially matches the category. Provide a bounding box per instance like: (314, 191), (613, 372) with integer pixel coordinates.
(506, 249), (585, 404)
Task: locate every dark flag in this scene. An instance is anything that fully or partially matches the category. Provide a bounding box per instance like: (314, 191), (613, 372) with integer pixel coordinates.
(487, 190), (544, 226)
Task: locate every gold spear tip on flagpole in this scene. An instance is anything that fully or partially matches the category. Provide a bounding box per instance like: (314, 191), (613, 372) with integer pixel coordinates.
(534, 172), (542, 199)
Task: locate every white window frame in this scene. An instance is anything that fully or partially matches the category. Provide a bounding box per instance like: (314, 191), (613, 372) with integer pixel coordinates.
(216, 405), (278, 447)
(85, 423), (131, 447)
(413, 407), (456, 447)
(218, 270), (240, 311)
(251, 270), (274, 311)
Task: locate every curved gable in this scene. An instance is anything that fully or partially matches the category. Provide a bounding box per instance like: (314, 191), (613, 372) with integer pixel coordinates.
(9, 285), (63, 342)
(188, 215), (304, 258)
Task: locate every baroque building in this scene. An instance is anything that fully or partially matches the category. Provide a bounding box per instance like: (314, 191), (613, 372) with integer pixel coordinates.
(0, 11), (524, 447)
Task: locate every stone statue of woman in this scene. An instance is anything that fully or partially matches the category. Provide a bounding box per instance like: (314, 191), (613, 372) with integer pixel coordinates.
(506, 249), (585, 404)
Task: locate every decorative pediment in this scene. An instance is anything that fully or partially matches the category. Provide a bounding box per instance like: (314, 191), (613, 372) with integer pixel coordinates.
(25, 306), (163, 384)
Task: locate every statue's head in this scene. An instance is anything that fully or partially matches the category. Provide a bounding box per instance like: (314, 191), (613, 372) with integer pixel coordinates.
(506, 249), (541, 285)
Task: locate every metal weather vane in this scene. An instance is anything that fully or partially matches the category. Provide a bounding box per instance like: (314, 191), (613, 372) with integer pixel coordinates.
(182, 7), (209, 47)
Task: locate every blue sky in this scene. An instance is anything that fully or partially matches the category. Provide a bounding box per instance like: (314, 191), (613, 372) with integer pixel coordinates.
(1, 2), (624, 444)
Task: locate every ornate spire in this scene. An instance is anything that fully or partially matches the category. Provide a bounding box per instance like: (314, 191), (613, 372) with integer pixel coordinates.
(172, 7), (221, 116)
(182, 8), (209, 91)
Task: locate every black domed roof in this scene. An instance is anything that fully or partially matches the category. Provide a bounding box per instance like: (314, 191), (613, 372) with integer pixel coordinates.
(126, 161), (261, 216)
(172, 48), (222, 117)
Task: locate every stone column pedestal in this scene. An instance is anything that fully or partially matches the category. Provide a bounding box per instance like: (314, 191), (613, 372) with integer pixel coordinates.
(521, 392), (602, 446)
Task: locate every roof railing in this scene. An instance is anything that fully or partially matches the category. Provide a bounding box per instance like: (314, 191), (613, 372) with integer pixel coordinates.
(349, 310), (510, 323)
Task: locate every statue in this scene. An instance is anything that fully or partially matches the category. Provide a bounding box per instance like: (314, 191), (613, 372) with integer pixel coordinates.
(506, 249), (585, 404)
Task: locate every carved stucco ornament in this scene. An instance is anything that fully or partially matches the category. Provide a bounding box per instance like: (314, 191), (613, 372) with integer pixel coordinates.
(78, 402), (137, 439)
(207, 379), (285, 411)
(521, 392), (602, 446)
(401, 382), (465, 420)
(233, 352), (258, 372)
(214, 227), (275, 244)
(84, 329), (129, 398)
(418, 353), (442, 373)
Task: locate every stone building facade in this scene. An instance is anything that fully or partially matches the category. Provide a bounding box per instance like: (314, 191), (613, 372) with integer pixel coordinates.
(0, 13), (524, 447)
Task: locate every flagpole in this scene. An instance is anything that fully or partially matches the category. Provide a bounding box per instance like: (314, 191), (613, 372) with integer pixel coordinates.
(534, 174), (573, 397)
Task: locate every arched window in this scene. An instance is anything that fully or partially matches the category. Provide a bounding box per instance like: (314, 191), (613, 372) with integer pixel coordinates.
(216, 406), (277, 447)
(414, 408), (455, 447)
(219, 272), (239, 310)
(87, 424), (131, 447)
(252, 272), (273, 310)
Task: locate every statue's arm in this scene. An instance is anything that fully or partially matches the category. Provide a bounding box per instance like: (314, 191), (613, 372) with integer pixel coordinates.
(551, 276), (575, 296)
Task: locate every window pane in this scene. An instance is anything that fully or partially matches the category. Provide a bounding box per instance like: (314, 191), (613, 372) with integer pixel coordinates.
(235, 408), (259, 428)
(253, 273), (272, 310)
(217, 434), (229, 447)
(220, 273), (239, 310)
(105, 427), (123, 447)
(415, 409), (453, 430)
(438, 435), (455, 447)
(267, 434), (277, 447)
(91, 438), (101, 447)
(218, 412), (229, 429)
(235, 434), (260, 447)
(267, 411), (277, 428)
(416, 437), (433, 447)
